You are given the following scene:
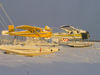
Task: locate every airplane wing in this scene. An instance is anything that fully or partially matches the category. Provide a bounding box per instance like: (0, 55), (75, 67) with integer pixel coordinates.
(16, 25), (42, 30)
(8, 25), (52, 37)
(60, 25), (78, 31)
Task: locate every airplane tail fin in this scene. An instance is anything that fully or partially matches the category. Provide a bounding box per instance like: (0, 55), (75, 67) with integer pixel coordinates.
(1, 25), (15, 35)
(8, 25), (15, 32)
(44, 26), (52, 31)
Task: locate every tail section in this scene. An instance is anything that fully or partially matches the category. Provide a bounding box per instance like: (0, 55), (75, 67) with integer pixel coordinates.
(1, 30), (9, 35)
(44, 26), (52, 31)
(8, 25), (15, 32)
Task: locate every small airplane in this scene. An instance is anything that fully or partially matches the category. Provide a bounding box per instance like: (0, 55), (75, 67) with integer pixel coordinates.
(52, 25), (90, 40)
(0, 25), (59, 56)
(2, 25), (52, 38)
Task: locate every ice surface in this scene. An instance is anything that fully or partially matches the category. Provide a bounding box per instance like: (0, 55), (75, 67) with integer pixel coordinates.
(0, 42), (100, 75)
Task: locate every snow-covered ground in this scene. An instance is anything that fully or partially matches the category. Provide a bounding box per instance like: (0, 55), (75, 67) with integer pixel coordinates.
(0, 42), (100, 75)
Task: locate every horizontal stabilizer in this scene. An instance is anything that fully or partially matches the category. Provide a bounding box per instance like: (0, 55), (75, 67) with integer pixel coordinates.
(44, 26), (52, 31)
(1, 30), (9, 35)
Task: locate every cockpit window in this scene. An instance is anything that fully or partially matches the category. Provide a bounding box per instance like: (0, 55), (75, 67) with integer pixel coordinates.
(70, 32), (73, 34)
(30, 29), (41, 34)
(33, 30), (36, 33)
(36, 30), (40, 32)
(77, 31), (79, 33)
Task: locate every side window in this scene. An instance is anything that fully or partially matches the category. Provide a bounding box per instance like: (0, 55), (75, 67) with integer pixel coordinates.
(30, 29), (41, 33)
(70, 32), (73, 34)
(31, 31), (32, 33)
(36, 30), (40, 32)
(33, 30), (36, 34)
(77, 31), (79, 33)
(29, 30), (32, 33)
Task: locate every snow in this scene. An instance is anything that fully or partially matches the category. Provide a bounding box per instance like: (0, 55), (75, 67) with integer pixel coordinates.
(0, 42), (100, 75)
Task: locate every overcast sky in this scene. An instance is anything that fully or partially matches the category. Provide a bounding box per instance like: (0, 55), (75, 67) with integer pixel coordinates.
(0, 0), (100, 40)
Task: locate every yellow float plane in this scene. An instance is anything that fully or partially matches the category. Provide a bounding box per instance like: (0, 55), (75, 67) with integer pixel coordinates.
(0, 25), (60, 57)
(7, 25), (52, 38)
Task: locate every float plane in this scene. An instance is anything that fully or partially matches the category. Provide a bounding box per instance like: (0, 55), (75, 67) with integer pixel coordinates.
(51, 25), (92, 47)
(7, 25), (52, 38)
(49, 25), (90, 42)
(0, 25), (59, 56)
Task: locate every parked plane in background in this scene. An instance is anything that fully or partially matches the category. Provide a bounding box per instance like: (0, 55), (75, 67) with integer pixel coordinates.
(60, 25), (90, 40)
(44, 25), (90, 41)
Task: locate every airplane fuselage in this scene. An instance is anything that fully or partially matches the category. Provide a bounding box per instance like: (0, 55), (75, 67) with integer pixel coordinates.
(9, 30), (52, 38)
